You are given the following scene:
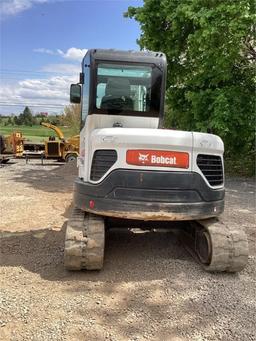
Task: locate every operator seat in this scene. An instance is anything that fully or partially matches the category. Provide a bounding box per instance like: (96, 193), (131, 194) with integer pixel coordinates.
(101, 78), (134, 110)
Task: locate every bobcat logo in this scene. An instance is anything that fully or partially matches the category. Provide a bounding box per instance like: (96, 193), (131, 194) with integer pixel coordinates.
(138, 153), (149, 164)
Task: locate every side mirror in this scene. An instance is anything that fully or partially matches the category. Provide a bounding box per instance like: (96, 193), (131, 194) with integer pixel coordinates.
(70, 84), (81, 104)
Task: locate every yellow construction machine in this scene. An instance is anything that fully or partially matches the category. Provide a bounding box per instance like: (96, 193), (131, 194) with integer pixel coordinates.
(0, 131), (25, 164)
(41, 122), (79, 162)
(0, 131), (24, 156)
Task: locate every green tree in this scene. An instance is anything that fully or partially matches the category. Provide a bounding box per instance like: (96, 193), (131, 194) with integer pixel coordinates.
(125, 0), (255, 157)
(13, 115), (20, 125)
(62, 104), (81, 135)
(7, 117), (13, 126)
(21, 106), (33, 126)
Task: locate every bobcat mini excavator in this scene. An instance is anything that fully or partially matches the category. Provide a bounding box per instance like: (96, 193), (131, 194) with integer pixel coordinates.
(64, 49), (248, 272)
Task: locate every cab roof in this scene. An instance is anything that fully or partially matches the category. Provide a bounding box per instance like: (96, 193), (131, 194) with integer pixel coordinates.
(83, 48), (166, 66)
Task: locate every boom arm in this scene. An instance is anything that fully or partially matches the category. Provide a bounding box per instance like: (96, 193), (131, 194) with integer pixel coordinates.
(41, 122), (65, 140)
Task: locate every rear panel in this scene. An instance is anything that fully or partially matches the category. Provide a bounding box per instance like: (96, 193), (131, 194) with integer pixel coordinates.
(88, 127), (193, 183)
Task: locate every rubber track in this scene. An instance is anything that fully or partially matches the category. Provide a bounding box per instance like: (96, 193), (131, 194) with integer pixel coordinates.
(195, 218), (249, 272)
(64, 208), (105, 270)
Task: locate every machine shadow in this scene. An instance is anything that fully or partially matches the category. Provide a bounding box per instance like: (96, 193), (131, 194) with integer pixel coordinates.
(0, 221), (195, 283)
(2, 160), (195, 282)
(9, 160), (77, 193)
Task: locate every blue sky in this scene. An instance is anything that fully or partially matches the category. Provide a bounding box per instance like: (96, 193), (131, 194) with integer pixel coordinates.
(0, 0), (143, 115)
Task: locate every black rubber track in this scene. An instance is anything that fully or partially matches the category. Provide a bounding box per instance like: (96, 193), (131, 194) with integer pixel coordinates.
(182, 218), (249, 272)
(64, 208), (105, 270)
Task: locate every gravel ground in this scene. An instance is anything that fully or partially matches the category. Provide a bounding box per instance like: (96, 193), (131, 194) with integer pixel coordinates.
(0, 159), (255, 341)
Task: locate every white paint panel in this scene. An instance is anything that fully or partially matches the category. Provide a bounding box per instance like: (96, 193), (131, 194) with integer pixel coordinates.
(89, 128), (193, 183)
(193, 132), (224, 154)
(79, 114), (225, 191)
(79, 114), (159, 180)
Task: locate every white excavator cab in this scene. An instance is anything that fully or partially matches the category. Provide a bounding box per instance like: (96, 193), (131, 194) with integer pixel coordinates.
(64, 49), (248, 273)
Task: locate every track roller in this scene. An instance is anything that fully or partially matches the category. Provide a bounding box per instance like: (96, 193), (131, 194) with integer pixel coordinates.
(64, 208), (105, 270)
(181, 218), (248, 272)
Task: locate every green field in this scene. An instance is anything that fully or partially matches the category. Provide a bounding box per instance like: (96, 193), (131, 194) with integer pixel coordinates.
(0, 125), (73, 143)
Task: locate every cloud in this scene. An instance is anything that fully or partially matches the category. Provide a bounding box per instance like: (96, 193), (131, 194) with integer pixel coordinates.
(33, 48), (56, 55)
(0, 74), (77, 113)
(41, 63), (81, 74)
(34, 47), (87, 62)
(1, 44), (85, 114)
(0, 0), (49, 17)
(58, 47), (88, 61)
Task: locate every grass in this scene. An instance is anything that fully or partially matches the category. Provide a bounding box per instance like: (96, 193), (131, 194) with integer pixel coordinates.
(0, 125), (74, 143)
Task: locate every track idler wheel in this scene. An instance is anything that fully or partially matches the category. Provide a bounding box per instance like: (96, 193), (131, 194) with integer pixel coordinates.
(64, 208), (105, 270)
(193, 218), (249, 272)
(195, 230), (212, 265)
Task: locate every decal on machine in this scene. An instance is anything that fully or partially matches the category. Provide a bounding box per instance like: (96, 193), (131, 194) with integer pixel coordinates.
(126, 150), (189, 168)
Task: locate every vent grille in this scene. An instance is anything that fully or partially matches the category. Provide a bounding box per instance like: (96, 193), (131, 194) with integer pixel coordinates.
(90, 149), (117, 181)
(197, 154), (223, 186)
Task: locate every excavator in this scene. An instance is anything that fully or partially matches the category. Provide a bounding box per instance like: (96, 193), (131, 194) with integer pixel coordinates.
(41, 122), (79, 162)
(64, 49), (248, 272)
